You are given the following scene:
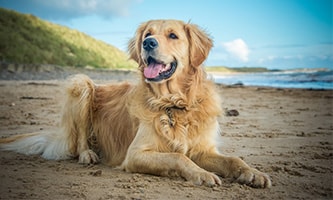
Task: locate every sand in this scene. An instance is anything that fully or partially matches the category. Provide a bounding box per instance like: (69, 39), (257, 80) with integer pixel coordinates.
(0, 67), (332, 199)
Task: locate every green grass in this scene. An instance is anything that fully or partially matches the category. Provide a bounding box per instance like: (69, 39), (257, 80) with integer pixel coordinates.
(0, 8), (137, 69)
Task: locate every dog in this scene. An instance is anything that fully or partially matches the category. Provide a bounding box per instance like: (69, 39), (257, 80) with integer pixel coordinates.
(0, 19), (271, 188)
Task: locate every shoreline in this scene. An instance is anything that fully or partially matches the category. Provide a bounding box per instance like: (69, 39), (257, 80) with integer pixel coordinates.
(208, 71), (333, 90)
(1, 64), (332, 90)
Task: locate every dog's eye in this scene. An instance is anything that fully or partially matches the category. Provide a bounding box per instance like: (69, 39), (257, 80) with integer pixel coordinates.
(169, 33), (178, 39)
(145, 33), (151, 38)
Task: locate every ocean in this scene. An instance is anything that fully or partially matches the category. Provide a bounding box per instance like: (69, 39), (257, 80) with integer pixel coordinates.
(211, 69), (333, 90)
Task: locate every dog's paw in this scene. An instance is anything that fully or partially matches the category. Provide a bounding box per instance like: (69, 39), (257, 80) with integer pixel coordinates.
(236, 167), (271, 188)
(78, 149), (99, 164)
(187, 170), (222, 187)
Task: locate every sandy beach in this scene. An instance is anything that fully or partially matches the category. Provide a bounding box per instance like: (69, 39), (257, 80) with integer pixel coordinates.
(0, 68), (332, 199)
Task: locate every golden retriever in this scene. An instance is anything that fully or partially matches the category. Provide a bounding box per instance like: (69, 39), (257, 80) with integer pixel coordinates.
(0, 20), (271, 188)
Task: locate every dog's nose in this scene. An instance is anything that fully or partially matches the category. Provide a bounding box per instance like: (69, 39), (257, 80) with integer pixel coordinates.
(143, 38), (158, 51)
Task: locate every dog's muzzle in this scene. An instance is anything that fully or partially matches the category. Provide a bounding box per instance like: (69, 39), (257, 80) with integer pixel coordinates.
(142, 38), (177, 82)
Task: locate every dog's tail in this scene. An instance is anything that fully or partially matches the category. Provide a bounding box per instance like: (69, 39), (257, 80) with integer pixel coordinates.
(0, 74), (96, 161)
(0, 131), (71, 160)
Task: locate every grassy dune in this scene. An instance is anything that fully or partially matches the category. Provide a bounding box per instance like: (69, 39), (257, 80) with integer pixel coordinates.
(0, 8), (136, 69)
(0, 8), (275, 72)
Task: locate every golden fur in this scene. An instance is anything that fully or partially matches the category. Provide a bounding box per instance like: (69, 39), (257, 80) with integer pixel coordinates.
(0, 20), (271, 188)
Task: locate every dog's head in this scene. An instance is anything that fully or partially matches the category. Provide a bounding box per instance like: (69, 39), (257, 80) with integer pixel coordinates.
(128, 20), (213, 83)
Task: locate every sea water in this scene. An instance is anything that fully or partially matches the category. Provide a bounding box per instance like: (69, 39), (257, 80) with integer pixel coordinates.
(211, 69), (333, 90)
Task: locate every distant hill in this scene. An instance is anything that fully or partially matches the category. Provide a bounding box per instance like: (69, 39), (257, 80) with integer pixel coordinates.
(0, 8), (137, 69)
(206, 66), (276, 73)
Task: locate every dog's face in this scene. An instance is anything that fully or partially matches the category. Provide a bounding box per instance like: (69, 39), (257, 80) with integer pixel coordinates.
(128, 20), (213, 83)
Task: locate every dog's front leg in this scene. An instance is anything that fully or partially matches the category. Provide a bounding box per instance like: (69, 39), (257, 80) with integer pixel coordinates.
(121, 124), (220, 186)
(193, 152), (272, 188)
(122, 151), (221, 187)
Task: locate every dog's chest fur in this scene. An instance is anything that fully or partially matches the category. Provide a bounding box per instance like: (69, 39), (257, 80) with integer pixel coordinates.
(155, 105), (211, 155)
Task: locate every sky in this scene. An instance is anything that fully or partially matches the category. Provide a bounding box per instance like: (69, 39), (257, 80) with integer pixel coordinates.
(0, 0), (332, 70)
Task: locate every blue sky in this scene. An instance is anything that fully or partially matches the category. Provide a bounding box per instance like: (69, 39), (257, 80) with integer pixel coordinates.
(0, 0), (332, 70)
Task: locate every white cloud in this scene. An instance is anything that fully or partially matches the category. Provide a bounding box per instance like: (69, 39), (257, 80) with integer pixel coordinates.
(27, 0), (140, 19)
(223, 39), (250, 62)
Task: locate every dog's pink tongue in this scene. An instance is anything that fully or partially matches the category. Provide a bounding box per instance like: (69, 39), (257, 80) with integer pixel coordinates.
(144, 63), (163, 79)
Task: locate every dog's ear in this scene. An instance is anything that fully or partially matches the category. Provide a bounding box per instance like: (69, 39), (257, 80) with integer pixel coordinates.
(128, 22), (148, 66)
(185, 24), (213, 67)
(128, 37), (139, 63)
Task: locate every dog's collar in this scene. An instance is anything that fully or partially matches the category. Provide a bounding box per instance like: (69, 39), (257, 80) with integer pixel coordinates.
(165, 106), (185, 127)
(165, 107), (175, 127)
(166, 106), (186, 111)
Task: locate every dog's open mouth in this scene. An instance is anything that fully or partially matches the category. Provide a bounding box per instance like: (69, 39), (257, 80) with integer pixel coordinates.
(144, 56), (177, 82)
